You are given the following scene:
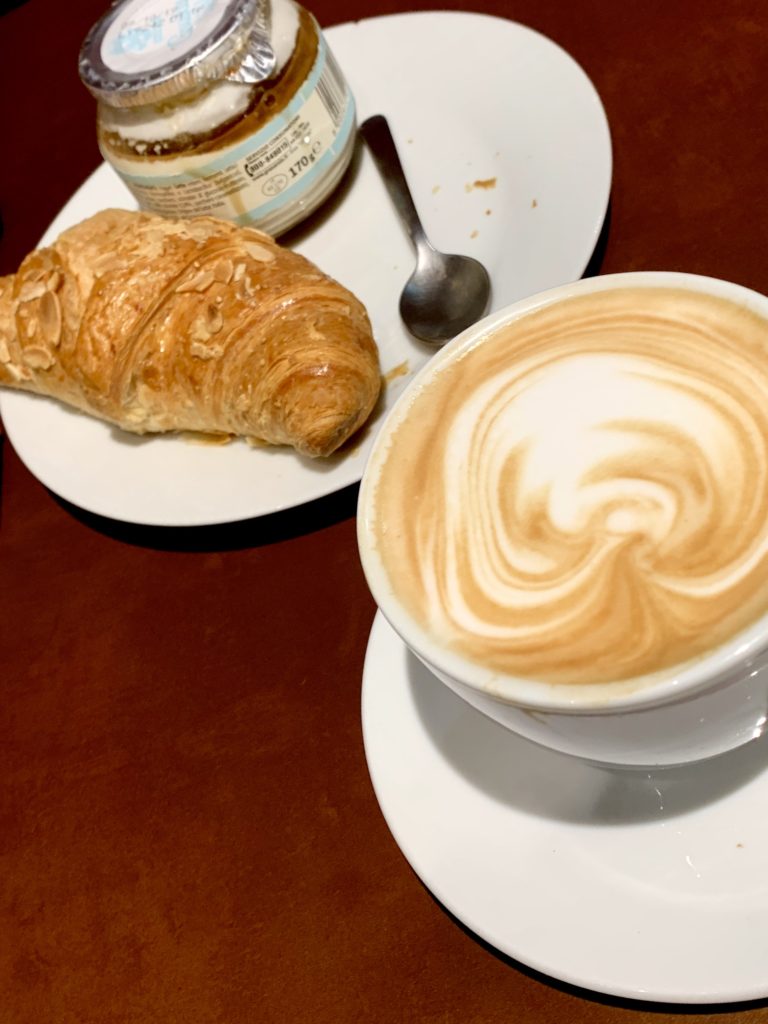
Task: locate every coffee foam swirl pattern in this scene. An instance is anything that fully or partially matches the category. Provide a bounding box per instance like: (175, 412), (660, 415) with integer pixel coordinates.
(373, 288), (768, 684)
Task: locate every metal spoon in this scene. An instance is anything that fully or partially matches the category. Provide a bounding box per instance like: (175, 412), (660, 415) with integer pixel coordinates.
(359, 114), (491, 345)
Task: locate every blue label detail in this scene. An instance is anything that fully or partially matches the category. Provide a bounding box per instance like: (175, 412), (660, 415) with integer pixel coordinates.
(109, 0), (216, 59)
(117, 34), (335, 187)
(232, 97), (355, 224)
(109, 16), (163, 57)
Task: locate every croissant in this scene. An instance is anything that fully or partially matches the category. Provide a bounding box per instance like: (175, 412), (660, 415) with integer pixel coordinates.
(0, 209), (380, 457)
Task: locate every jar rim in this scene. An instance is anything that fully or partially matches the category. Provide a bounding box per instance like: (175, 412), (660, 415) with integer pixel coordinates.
(78, 0), (275, 109)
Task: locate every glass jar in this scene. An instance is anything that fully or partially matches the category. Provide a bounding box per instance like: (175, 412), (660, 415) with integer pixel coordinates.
(78, 0), (357, 236)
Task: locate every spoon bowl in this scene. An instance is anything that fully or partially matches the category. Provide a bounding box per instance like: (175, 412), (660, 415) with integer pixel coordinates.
(400, 247), (492, 345)
(360, 115), (491, 345)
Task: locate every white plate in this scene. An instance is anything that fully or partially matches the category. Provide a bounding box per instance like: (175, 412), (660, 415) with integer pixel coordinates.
(0, 12), (611, 526)
(362, 611), (768, 1004)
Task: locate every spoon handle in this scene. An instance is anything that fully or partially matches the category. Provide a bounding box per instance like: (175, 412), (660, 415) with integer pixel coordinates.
(359, 114), (430, 252)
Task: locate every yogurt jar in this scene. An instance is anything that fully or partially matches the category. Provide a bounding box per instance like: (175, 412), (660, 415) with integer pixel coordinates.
(78, 0), (357, 236)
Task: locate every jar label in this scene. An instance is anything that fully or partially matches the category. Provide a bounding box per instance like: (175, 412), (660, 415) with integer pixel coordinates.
(106, 34), (356, 233)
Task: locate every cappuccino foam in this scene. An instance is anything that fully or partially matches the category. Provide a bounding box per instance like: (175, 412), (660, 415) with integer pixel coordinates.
(371, 288), (768, 684)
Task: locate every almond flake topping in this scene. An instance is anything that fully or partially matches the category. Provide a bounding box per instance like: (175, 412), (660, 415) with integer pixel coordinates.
(205, 304), (223, 334)
(243, 241), (276, 263)
(6, 362), (32, 382)
(244, 228), (272, 243)
(176, 269), (216, 293)
(92, 253), (115, 275)
(190, 317), (210, 343)
(22, 346), (55, 370)
(17, 280), (47, 303)
(0, 337), (10, 363)
(214, 259), (234, 285)
(190, 340), (224, 360)
(40, 291), (62, 348)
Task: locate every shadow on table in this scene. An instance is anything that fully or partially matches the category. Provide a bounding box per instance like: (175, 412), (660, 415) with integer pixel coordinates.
(0, 1), (31, 14)
(52, 479), (360, 551)
(582, 198), (612, 280)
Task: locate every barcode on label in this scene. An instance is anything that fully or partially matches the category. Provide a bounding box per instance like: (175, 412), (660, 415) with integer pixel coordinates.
(316, 48), (347, 126)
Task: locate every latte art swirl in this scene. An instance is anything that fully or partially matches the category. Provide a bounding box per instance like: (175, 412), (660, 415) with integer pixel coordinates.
(374, 288), (768, 684)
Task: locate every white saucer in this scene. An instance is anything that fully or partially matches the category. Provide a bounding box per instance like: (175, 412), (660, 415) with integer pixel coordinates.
(362, 611), (768, 1004)
(0, 12), (611, 526)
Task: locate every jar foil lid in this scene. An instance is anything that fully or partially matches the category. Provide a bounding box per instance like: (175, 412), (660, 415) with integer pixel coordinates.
(79, 0), (276, 108)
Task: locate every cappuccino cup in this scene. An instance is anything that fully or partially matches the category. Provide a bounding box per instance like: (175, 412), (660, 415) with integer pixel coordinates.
(357, 272), (768, 767)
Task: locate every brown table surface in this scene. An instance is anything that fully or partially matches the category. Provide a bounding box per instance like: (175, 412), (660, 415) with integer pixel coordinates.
(3, 0), (768, 1021)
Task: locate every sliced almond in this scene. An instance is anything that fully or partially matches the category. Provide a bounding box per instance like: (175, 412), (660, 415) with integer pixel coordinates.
(233, 263), (246, 282)
(243, 241), (276, 263)
(244, 227), (273, 244)
(123, 406), (149, 426)
(17, 280), (47, 303)
(190, 317), (211, 343)
(214, 258), (234, 285)
(205, 304), (223, 334)
(91, 253), (115, 276)
(0, 337), (10, 364)
(47, 271), (62, 292)
(22, 345), (55, 370)
(191, 271), (216, 292)
(176, 269), (216, 294)
(183, 222), (221, 243)
(5, 362), (32, 382)
(144, 227), (166, 252)
(39, 290), (62, 348)
(190, 340), (224, 360)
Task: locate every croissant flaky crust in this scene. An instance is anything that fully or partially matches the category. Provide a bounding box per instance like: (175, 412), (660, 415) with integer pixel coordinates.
(0, 209), (381, 457)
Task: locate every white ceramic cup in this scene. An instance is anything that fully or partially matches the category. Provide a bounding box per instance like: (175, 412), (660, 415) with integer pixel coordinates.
(357, 272), (768, 767)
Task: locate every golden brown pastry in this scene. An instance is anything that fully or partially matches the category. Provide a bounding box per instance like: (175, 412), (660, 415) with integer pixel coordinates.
(0, 209), (380, 457)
